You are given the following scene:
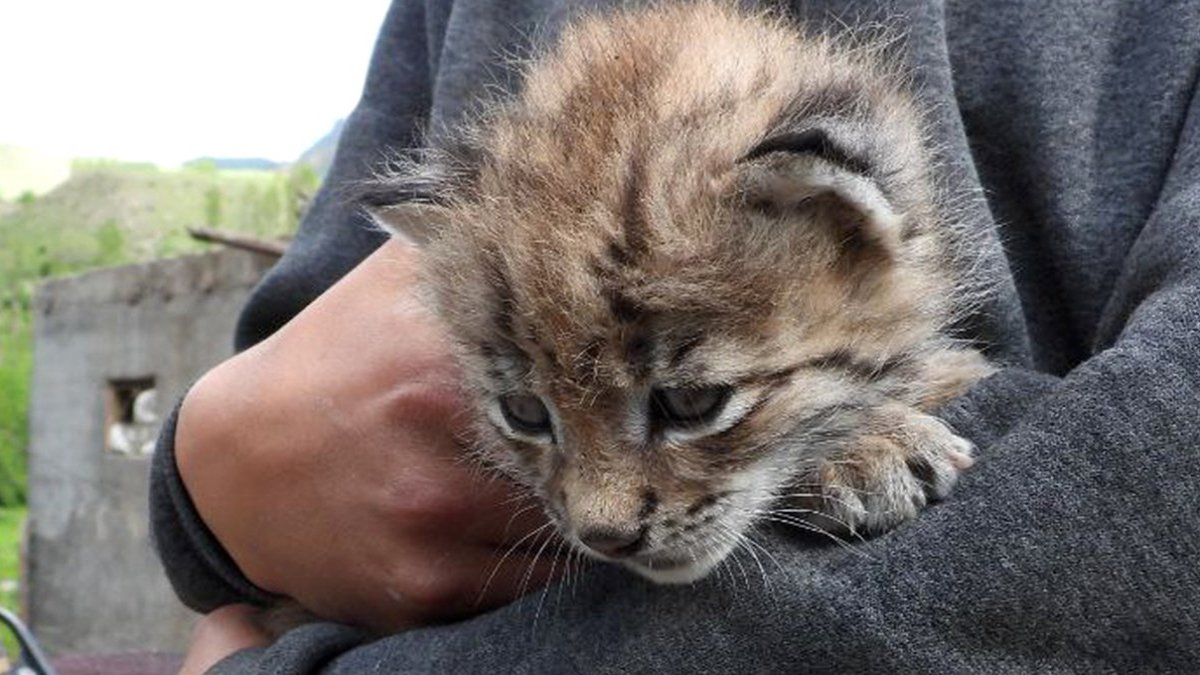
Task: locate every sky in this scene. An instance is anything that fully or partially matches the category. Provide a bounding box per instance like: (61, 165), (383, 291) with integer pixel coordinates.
(0, 0), (392, 166)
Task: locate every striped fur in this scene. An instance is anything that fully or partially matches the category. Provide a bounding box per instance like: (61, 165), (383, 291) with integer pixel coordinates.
(371, 1), (994, 583)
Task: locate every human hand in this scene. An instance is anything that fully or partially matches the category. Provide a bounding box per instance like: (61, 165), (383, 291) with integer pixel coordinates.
(179, 605), (270, 675)
(176, 240), (562, 633)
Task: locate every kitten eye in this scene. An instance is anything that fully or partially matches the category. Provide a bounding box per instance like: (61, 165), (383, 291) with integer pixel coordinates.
(650, 386), (732, 427)
(499, 393), (552, 435)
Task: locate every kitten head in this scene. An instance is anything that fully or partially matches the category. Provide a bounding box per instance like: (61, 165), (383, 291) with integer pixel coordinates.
(369, 2), (961, 583)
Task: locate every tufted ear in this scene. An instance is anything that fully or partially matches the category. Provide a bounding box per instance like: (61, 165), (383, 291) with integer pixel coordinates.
(365, 201), (452, 247)
(356, 144), (478, 246)
(737, 128), (903, 254)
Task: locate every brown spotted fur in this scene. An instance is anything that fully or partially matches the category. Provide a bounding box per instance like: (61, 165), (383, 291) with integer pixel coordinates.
(371, 1), (994, 583)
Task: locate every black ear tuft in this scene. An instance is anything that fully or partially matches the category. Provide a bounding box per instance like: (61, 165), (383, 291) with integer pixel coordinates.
(353, 177), (451, 246)
(353, 145), (477, 245)
(742, 128), (871, 176)
(737, 128), (902, 253)
(351, 177), (447, 211)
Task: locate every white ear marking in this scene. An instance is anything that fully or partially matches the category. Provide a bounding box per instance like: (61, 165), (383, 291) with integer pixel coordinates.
(366, 203), (447, 247)
(744, 155), (903, 251)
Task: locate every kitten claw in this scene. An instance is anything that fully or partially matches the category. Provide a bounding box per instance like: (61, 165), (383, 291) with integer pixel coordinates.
(945, 441), (975, 471)
(790, 410), (974, 536)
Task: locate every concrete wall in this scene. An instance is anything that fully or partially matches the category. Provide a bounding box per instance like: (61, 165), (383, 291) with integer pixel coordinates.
(26, 249), (275, 655)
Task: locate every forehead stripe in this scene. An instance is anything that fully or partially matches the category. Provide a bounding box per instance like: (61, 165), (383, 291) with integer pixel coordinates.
(800, 350), (911, 381)
(668, 333), (705, 368)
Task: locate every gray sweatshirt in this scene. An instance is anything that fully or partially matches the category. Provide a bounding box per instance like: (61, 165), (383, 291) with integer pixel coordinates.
(150, 0), (1200, 672)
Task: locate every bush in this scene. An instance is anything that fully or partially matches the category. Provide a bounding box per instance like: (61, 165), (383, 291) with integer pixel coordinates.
(0, 310), (30, 507)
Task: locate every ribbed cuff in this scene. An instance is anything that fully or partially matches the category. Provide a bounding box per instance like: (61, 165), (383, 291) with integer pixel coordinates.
(148, 394), (279, 613)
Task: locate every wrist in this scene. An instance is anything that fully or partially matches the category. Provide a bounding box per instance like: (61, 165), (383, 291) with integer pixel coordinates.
(175, 348), (287, 594)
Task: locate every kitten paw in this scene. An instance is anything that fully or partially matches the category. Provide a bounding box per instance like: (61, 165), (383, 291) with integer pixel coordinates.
(788, 410), (973, 536)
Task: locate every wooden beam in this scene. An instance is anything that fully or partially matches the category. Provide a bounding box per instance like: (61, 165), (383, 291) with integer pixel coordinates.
(187, 227), (288, 257)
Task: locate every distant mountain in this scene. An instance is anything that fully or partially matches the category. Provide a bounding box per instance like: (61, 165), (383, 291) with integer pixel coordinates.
(184, 157), (283, 171)
(295, 119), (345, 177)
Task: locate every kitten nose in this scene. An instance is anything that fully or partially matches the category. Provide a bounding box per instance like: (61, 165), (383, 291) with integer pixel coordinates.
(578, 526), (644, 558)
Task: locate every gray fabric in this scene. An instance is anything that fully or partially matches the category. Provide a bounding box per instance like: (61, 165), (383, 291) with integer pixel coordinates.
(150, 0), (1200, 672)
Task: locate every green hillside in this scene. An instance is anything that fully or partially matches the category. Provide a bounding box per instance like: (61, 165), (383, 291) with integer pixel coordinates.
(0, 161), (318, 506)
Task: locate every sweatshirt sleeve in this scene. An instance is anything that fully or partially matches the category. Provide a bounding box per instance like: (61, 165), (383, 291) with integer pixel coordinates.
(148, 0), (440, 613)
(206, 61), (1200, 674)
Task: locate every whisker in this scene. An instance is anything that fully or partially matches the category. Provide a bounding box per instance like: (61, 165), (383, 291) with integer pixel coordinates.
(773, 490), (866, 510)
(756, 514), (876, 561)
(554, 540), (573, 611)
(708, 526), (749, 590)
(781, 483), (887, 498)
(519, 525), (561, 602)
(533, 536), (568, 629)
(499, 502), (540, 541)
(767, 507), (865, 541)
(476, 521), (554, 607)
(732, 528), (771, 592)
(742, 530), (787, 579)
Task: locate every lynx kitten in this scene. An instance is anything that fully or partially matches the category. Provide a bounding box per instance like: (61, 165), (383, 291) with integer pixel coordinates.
(369, 1), (993, 584)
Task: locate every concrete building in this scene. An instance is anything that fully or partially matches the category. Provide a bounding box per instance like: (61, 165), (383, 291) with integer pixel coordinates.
(26, 248), (274, 655)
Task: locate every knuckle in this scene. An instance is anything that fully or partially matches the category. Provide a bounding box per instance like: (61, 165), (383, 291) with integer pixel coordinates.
(402, 566), (467, 610)
(384, 378), (464, 429)
(388, 481), (471, 526)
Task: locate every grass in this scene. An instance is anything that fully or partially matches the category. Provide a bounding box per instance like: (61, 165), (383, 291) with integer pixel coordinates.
(0, 506), (26, 660)
(0, 508), (23, 611)
(0, 318), (30, 508)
